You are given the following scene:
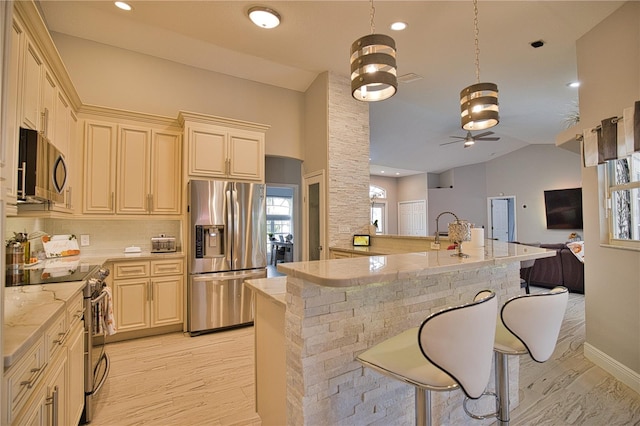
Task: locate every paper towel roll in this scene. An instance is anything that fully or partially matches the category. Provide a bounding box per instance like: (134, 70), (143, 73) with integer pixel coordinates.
(470, 228), (485, 247)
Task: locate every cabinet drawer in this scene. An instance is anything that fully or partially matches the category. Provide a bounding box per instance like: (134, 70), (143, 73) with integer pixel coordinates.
(4, 337), (46, 424)
(45, 310), (67, 360)
(114, 261), (150, 279)
(151, 259), (183, 276)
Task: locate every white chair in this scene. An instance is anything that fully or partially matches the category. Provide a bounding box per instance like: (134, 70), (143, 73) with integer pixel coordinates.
(356, 290), (498, 426)
(464, 286), (569, 425)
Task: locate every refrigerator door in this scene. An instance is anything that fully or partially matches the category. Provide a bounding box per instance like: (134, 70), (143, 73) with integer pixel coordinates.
(188, 269), (266, 334)
(232, 182), (267, 270)
(189, 180), (233, 273)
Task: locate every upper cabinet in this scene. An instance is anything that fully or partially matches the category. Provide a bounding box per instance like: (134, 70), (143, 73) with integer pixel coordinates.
(4, 4), (82, 216)
(82, 111), (182, 216)
(179, 112), (269, 183)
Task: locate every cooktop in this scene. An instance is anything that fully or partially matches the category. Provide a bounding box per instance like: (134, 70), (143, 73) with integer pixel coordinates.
(6, 264), (100, 286)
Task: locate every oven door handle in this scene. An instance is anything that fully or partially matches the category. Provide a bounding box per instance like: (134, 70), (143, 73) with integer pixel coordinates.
(91, 290), (108, 305)
(93, 353), (110, 394)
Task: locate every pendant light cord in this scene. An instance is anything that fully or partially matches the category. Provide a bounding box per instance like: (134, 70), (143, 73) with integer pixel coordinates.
(369, 0), (376, 34)
(473, 0), (480, 84)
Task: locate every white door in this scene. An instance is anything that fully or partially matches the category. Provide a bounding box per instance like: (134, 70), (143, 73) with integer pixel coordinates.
(490, 198), (510, 241)
(398, 201), (427, 236)
(303, 170), (326, 261)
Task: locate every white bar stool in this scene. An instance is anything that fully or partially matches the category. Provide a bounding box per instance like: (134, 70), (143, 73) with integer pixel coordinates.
(356, 290), (498, 426)
(464, 286), (569, 425)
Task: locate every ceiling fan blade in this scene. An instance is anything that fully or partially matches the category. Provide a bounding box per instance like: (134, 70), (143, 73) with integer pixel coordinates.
(440, 140), (461, 146)
(449, 135), (466, 140)
(473, 131), (494, 138)
(476, 137), (500, 141)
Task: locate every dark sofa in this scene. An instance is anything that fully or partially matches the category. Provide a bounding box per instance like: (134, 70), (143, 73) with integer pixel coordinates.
(521, 243), (584, 294)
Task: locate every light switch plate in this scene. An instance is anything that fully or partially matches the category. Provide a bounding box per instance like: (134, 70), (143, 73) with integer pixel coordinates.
(80, 234), (90, 246)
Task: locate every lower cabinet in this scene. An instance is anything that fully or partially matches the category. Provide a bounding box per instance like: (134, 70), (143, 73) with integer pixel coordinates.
(112, 258), (184, 333)
(5, 291), (84, 426)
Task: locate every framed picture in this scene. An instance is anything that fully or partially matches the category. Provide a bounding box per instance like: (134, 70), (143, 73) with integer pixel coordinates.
(353, 235), (370, 246)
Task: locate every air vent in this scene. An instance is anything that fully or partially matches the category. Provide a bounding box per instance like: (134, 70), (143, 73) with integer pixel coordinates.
(397, 73), (423, 84)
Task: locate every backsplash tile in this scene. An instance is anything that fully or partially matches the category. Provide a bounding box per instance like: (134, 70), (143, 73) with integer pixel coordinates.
(5, 217), (181, 256)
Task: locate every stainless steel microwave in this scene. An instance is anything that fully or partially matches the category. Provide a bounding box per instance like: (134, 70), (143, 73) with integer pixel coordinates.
(18, 128), (67, 204)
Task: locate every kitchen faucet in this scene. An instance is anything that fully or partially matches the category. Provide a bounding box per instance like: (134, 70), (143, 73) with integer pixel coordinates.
(434, 211), (460, 246)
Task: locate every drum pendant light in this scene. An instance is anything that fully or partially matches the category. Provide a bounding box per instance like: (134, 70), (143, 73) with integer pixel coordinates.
(460, 0), (499, 130)
(350, 0), (397, 102)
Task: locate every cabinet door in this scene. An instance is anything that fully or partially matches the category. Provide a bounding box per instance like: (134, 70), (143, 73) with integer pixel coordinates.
(114, 278), (150, 331)
(83, 120), (117, 214)
(54, 91), (70, 155)
(228, 129), (264, 181)
(41, 68), (57, 140)
(187, 125), (227, 177)
(117, 125), (151, 214)
(3, 18), (25, 208)
(21, 37), (42, 131)
(67, 322), (84, 425)
(150, 130), (181, 214)
(46, 352), (68, 426)
(151, 275), (184, 327)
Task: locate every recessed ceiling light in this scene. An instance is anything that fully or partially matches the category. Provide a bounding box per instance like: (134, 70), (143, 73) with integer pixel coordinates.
(567, 81), (580, 88)
(248, 6), (281, 29)
(380, 171), (385, 174)
(390, 22), (407, 31)
(395, 172), (400, 175)
(114, 1), (132, 11)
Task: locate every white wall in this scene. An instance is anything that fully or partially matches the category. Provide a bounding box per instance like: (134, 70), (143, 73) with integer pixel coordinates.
(427, 163), (488, 235)
(576, 1), (640, 379)
(51, 32), (305, 161)
(485, 144), (582, 243)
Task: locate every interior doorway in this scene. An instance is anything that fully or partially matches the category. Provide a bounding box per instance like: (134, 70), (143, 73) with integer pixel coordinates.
(266, 185), (297, 265)
(487, 196), (516, 241)
(398, 200), (427, 236)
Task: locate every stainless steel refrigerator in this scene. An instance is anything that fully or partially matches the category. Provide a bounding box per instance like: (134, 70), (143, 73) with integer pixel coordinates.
(188, 179), (267, 335)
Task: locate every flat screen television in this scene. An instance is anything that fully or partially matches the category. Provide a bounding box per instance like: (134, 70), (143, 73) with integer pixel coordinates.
(544, 187), (583, 229)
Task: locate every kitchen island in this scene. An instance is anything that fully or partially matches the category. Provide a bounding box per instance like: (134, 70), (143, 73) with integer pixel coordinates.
(250, 240), (554, 425)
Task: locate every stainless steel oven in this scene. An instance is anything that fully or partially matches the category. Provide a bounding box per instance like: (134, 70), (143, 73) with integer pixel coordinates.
(81, 267), (111, 424)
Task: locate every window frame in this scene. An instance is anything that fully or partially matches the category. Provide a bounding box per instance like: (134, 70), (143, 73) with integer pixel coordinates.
(604, 152), (640, 250)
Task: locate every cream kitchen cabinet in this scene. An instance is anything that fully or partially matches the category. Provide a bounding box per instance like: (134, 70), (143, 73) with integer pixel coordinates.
(83, 120), (117, 214)
(4, 290), (84, 426)
(179, 112), (268, 182)
(21, 34), (43, 132)
(83, 119), (182, 215)
(112, 259), (184, 334)
(2, 17), (26, 211)
(117, 125), (182, 215)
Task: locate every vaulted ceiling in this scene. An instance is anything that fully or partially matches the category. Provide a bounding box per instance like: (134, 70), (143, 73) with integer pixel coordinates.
(37, 1), (623, 175)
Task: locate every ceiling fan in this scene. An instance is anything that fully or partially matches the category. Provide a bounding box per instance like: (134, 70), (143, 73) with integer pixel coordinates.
(440, 131), (500, 148)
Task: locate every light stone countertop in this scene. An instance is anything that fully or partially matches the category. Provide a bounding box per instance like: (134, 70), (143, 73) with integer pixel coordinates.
(279, 239), (554, 288)
(245, 276), (286, 306)
(4, 281), (86, 369)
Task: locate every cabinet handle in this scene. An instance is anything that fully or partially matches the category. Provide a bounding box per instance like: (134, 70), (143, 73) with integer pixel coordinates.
(20, 363), (48, 389)
(67, 186), (72, 209)
(111, 192), (115, 211)
(18, 162), (26, 199)
(46, 385), (59, 426)
(54, 329), (69, 346)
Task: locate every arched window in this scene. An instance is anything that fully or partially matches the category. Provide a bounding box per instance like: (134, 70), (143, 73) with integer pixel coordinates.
(370, 185), (387, 234)
(369, 185), (386, 200)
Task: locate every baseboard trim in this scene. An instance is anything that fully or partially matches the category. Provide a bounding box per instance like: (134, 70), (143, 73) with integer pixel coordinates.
(584, 342), (640, 394)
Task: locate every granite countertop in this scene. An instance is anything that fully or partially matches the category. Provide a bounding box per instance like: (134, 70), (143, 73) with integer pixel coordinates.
(4, 281), (86, 369)
(245, 276), (286, 306)
(279, 240), (554, 288)
(330, 245), (414, 255)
